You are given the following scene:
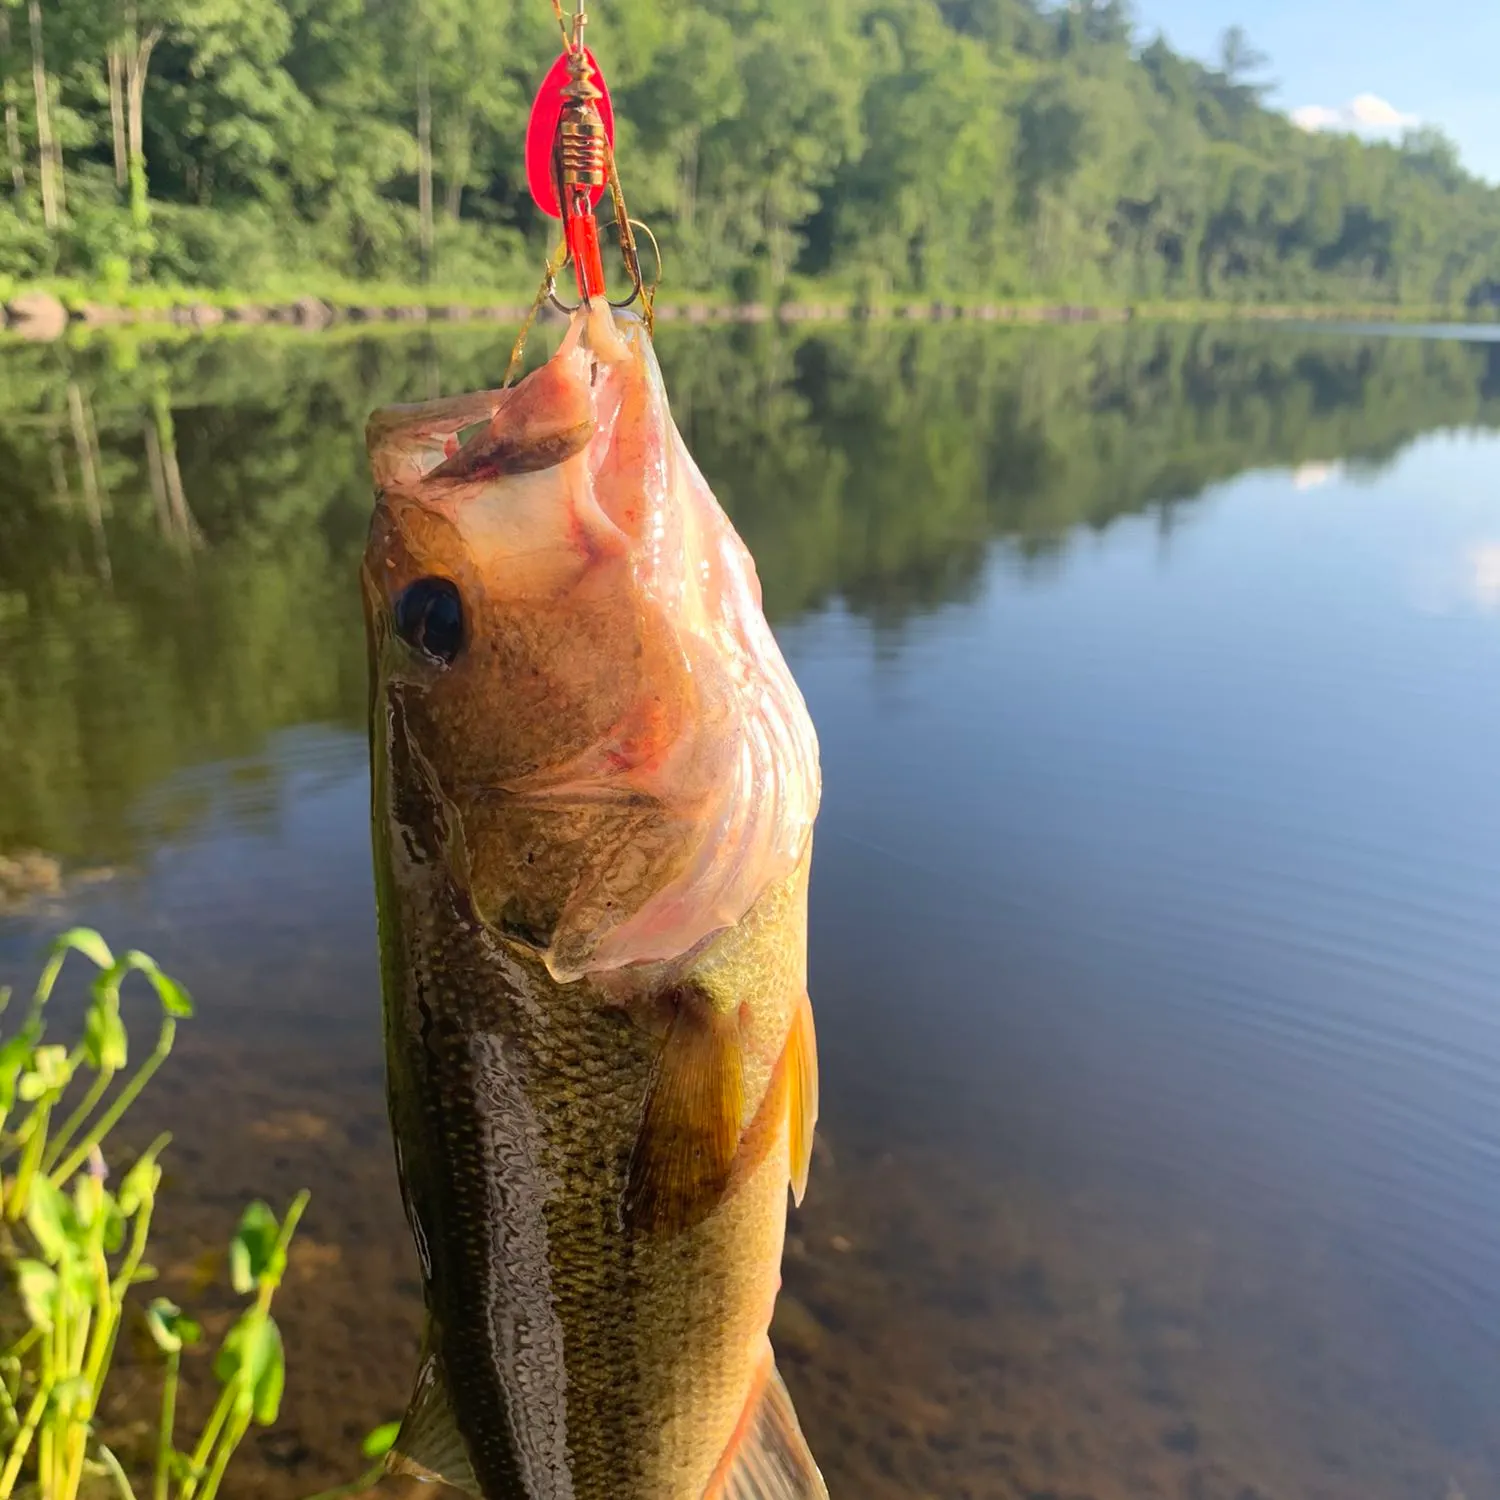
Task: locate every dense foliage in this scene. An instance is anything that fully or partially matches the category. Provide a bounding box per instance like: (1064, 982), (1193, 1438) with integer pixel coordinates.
(3, 319), (1499, 863)
(1, 0), (1499, 305)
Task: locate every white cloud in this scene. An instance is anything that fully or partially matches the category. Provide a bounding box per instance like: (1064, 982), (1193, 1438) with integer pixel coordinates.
(1291, 461), (1343, 491)
(1407, 542), (1500, 618)
(1472, 543), (1500, 613)
(1291, 93), (1419, 137)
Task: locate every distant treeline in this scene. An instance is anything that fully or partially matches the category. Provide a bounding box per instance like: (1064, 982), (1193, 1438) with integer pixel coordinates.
(3, 320), (1500, 863)
(2, 0), (1500, 306)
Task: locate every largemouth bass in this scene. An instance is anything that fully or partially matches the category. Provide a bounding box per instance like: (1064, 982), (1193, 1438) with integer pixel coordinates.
(361, 303), (825, 1500)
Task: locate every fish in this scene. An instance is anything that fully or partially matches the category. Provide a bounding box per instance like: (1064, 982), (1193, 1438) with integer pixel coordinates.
(361, 301), (825, 1500)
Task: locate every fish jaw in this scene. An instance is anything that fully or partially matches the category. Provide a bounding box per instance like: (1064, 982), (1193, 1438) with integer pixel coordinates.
(362, 305), (821, 982)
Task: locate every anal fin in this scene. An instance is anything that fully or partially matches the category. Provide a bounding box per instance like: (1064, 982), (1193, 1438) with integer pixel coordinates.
(625, 986), (745, 1237)
(387, 1330), (480, 1497)
(708, 1347), (829, 1500)
(786, 991), (818, 1207)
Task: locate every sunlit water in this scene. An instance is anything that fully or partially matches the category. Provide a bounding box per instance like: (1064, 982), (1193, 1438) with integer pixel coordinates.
(3, 321), (1500, 1499)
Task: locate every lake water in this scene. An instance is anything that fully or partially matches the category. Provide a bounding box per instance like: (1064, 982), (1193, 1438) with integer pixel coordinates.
(3, 319), (1500, 1500)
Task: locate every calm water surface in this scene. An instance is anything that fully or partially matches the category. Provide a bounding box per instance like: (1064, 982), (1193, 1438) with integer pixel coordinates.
(2, 321), (1500, 1500)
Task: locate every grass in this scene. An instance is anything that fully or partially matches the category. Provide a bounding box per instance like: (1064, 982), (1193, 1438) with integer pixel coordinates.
(0, 929), (328, 1500)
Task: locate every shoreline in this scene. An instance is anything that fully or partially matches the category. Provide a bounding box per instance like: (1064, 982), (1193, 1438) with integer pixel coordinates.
(1, 287), (1493, 340)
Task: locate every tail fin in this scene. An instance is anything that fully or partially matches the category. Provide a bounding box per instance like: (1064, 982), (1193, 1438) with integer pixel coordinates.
(708, 1346), (829, 1500)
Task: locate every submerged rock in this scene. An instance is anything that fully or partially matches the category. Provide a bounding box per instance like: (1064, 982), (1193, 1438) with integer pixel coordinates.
(0, 849), (62, 906)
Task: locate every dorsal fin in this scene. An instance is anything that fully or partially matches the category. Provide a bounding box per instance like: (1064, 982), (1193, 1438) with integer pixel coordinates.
(386, 1329), (480, 1496)
(707, 1346), (828, 1500)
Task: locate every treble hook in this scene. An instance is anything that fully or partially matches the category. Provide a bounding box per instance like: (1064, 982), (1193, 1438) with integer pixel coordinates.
(546, 217), (662, 316)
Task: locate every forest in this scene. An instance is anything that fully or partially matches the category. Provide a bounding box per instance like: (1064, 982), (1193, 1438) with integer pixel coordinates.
(2, 0), (1499, 307)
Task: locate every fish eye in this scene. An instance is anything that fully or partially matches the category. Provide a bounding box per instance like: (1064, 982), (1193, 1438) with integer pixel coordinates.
(394, 577), (465, 665)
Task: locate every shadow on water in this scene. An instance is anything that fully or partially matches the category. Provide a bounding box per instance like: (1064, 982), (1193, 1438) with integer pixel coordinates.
(4, 321), (1500, 1498)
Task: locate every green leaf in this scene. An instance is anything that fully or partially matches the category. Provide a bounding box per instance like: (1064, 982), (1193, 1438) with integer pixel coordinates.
(61, 1257), (97, 1303)
(151, 972), (194, 1020)
(213, 1313), (248, 1386)
(18, 1043), (72, 1101)
(72, 1172), (106, 1230)
(121, 952), (194, 1019)
(82, 999), (128, 1072)
(14, 1260), (58, 1330)
(101, 1193), (126, 1254)
(0, 1028), (37, 1113)
(212, 1311), (285, 1421)
(229, 1200), (280, 1294)
(361, 1421), (402, 1459)
(250, 1318), (285, 1425)
(119, 1147), (165, 1216)
(145, 1298), (202, 1354)
(26, 1175), (75, 1263)
(48, 929), (115, 971)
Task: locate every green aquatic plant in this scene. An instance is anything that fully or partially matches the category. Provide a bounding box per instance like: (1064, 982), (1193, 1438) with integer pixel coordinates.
(0, 928), (308, 1500)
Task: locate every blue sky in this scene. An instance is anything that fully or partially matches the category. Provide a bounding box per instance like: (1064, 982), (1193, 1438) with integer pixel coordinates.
(1133, 0), (1500, 184)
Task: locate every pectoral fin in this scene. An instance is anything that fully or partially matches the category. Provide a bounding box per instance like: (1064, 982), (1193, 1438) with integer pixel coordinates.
(386, 1332), (479, 1497)
(624, 988), (745, 1237)
(706, 1346), (829, 1500)
(786, 992), (818, 1207)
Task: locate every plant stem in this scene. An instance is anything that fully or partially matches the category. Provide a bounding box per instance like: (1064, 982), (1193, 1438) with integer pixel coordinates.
(181, 1382), (235, 1499)
(51, 1021), (176, 1185)
(59, 1241), (117, 1500)
(153, 1350), (179, 1500)
(194, 1408), (250, 1500)
(44, 1289), (67, 1497)
(0, 1370), (17, 1440)
(270, 1191), (311, 1283)
(6, 1098), (52, 1221)
(109, 1142), (165, 1304)
(182, 1191), (309, 1500)
(0, 1380), (49, 1497)
(27, 947), (71, 1029)
(44, 1063), (115, 1173)
(98, 1443), (141, 1500)
(39, 1419), (55, 1498)
(7, 1327), (42, 1362)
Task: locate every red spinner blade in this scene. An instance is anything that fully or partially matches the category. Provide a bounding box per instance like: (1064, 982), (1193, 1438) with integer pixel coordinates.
(525, 48), (615, 220)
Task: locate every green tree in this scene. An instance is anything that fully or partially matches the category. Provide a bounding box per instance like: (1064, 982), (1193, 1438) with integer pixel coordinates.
(0, 0), (1495, 306)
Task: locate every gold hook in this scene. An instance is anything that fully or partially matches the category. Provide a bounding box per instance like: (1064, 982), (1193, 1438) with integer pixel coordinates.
(544, 218), (662, 316)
